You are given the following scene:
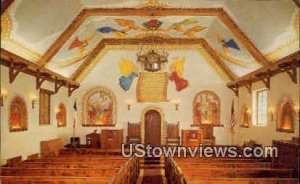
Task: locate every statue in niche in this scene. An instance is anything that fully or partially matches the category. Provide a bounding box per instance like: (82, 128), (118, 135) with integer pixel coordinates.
(280, 102), (294, 130)
(11, 106), (21, 129)
(277, 98), (295, 132)
(9, 96), (27, 132)
(241, 105), (250, 127)
(193, 91), (220, 125)
(57, 103), (67, 127)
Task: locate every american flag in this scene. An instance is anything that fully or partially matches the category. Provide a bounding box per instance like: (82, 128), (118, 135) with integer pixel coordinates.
(230, 99), (237, 133)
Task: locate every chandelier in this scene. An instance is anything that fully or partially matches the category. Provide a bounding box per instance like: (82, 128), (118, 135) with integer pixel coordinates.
(137, 48), (169, 72)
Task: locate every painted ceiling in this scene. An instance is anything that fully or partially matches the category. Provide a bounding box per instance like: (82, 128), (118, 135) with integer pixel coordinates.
(1, 0), (299, 82)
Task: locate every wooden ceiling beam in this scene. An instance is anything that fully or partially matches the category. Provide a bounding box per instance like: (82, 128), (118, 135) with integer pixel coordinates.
(200, 40), (237, 81)
(9, 60), (27, 83)
(226, 51), (300, 94)
(54, 78), (65, 94)
(68, 84), (79, 97)
(71, 37), (237, 82)
(36, 70), (51, 90)
(1, 49), (80, 90)
(217, 9), (271, 67)
(39, 7), (268, 68)
(38, 10), (88, 66)
(1, 0), (14, 15)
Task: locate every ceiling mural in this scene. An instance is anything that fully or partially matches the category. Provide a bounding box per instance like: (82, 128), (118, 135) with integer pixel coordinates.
(1, 0), (299, 82)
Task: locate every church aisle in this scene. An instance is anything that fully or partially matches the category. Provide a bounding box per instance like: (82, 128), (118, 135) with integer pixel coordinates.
(137, 157), (167, 184)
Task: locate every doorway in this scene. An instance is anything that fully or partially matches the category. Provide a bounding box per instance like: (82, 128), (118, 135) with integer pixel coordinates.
(144, 110), (161, 146)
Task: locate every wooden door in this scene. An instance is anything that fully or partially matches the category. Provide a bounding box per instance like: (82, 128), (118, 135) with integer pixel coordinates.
(144, 110), (161, 146)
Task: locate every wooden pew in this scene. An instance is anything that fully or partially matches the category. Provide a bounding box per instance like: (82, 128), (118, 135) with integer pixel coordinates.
(1, 149), (140, 184)
(0, 176), (115, 184)
(165, 156), (297, 184)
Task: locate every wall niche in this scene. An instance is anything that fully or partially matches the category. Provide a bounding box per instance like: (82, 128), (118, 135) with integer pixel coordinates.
(276, 98), (296, 133)
(9, 96), (28, 132)
(240, 104), (250, 128)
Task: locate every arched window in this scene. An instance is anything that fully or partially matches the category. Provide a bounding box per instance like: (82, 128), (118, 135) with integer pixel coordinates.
(82, 87), (116, 127)
(9, 96), (28, 132)
(193, 90), (221, 126)
(240, 104), (250, 128)
(277, 99), (295, 133)
(57, 103), (67, 127)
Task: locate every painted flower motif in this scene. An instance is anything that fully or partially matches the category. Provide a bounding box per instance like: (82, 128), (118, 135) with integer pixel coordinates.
(143, 19), (162, 30)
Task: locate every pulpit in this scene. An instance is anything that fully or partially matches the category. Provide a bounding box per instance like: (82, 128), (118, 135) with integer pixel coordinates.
(86, 131), (101, 148)
(199, 124), (215, 145)
(181, 130), (201, 147)
(101, 129), (123, 149)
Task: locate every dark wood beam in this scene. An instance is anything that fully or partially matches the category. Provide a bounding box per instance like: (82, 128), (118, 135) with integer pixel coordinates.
(9, 60), (27, 83)
(54, 78), (65, 94)
(36, 70), (51, 90)
(68, 84), (79, 97)
(255, 71), (271, 89)
(71, 37), (237, 82)
(278, 61), (299, 84)
(227, 83), (239, 96)
(39, 7), (270, 68)
(226, 51), (300, 95)
(293, 0), (300, 7)
(1, 49), (80, 88)
(1, 0), (14, 15)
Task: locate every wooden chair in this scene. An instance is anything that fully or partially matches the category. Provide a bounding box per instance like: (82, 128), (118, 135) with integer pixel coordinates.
(166, 122), (180, 146)
(199, 124), (215, 145)
(126, 122), (141, 145)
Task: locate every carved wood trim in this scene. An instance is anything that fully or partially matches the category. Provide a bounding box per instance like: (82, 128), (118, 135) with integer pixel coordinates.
(278, 62), (298, 84)
(54, 78), (65, 94)
(227, 83), (239, 96)
(226, 51), (300, 95)
(72, 37), (237, 82)
(36, 70), (51, 90)
(1, 49), (80, 88)
(68, 84), (79, 97)
(9, 61), (27, 83)
(255, 71), (271, 89)
(1, 0), (14, 15)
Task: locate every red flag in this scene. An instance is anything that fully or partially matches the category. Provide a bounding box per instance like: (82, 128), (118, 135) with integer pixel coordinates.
(230, 99), (237, 133)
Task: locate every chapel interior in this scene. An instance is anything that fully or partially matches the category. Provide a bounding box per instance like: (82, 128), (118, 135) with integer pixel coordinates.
(0, 0), (299, 183)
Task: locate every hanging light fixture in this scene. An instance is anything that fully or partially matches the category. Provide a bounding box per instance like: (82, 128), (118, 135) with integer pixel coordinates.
(137, 15), (169, 72)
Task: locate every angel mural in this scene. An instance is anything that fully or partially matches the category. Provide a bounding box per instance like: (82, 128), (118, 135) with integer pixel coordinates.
(193, 91), (220, 125)
(118, 59), (139, 91)
(82, 87), (116, 126)
(169, 58), (189, 92)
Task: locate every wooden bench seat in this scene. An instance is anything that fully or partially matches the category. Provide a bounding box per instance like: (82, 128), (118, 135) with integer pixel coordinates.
(16, 160), (127, 168)
(185, 177), (299, 184)
(0, 167), (119, 177)
(0, 176), (114, 184)
(176, 162), (271, 168)
(181, 168), (293, 178)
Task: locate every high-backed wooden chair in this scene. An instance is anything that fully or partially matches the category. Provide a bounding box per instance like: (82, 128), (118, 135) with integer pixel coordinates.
(166, 122), (180, 146)
(199, 124), (215, 145)
(126, 122), (141, 145)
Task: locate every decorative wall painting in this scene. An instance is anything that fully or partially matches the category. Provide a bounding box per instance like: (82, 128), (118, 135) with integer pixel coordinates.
(193, 91), (220, 125)
(169, 58), (189, 92)
(82, 87), (116, 126)
(9, 96), (28, 132)
(118, 59), (138, 91)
